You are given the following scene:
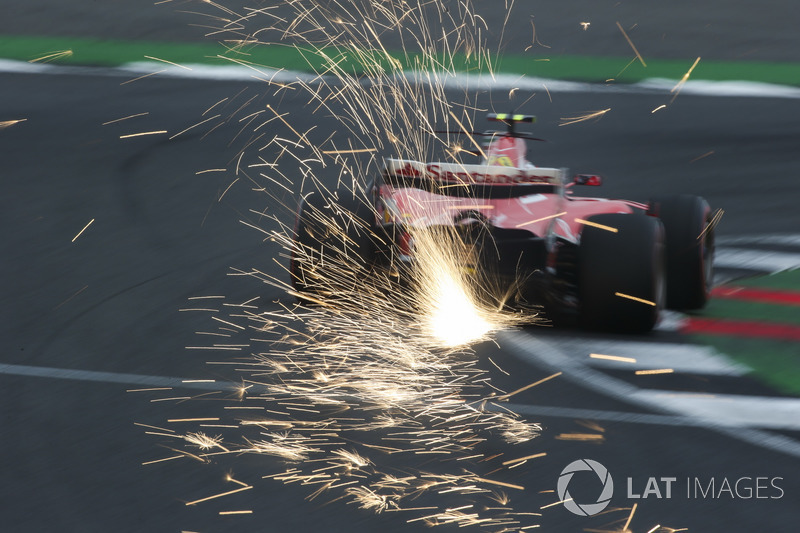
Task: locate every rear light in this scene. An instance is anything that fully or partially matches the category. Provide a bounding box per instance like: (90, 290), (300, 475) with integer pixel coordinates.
(398, 230), (414, 256)
(573, 174), (603, 186)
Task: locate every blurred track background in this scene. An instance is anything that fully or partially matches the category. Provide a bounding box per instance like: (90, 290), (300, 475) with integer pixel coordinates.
(2, 1), (799, 531)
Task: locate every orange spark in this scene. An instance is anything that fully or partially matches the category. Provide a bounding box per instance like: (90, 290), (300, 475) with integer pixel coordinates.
(321, 148), (378, 154)
(102, 112), (149, 125)
(71, 219), (95, 242)
(167, 418), (221, 423)
(185, 485), (253, 506)
(559, 109), (611, 126)
(143, 55), (192, 70)
(0, 119), (27, 130)
(502, 452), (547, 466)
(614, 292), (656, 306)
(119, 130), (168, 139)
(671, 57), (702, 102)
(576, 218), (618, 233)
(554, 433), (605, 441)
(496, 372), (562, 400)
(689, 150), (714, 163)
(515, 211), (566, 228)
(590, 353), (637, 363)
(616, 22), (646, 66)
(29, 50), (73, 63)
(623, 502), (638, 532)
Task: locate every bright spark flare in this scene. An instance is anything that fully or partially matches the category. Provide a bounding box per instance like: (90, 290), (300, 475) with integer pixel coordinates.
(29, 50), (73, 63)
(71, 219), (95, 242)
(422, 269), (495, 347)
(615, 292), (657, 306)
(590, 353), (637, 363)
(576, 218), (618, 233)
(0, 119), (27, 130)
(559, 108), (611, 127)
(616, 21), (647, 67)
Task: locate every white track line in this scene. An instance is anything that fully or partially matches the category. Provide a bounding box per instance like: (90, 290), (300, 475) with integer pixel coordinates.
(557, 339), (749, 376)
(633, 391), (800, 431)
(714, 248), (800, 273)
(654, 310), (687, 332)
(4, 58), (800, 98)
(499, 330), (800, 458)
(502, 403), (723, 428)
(2, 361), (724, 430)
(0, 363), (238, 391)
(717, 234), (800, 247)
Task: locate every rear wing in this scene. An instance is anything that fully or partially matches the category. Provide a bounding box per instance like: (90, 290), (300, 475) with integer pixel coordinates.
(488, 113), (536, 134)
(488, 113), (536, 124)
(383, 159), (565, 186)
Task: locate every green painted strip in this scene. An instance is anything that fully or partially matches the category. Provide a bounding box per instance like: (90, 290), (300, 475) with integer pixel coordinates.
(691, 298), (800, 326)
(695, 268), (800, 324)
(0, 35), (232, 68)
(3, 34), (800, 86)
(734, 268), (800, 291)
(690, 335), (800, 396)
(690, 268), (800, 396)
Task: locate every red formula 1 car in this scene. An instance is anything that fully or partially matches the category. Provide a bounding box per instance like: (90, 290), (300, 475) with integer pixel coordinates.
(291, 114), (716, 332)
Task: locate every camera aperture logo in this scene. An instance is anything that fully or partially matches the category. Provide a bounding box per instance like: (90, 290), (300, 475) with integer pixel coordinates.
(557, 459), (785, 516)
(557, 459), (614, 516)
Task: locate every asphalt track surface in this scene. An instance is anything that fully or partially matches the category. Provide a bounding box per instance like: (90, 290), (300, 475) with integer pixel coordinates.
(3, 2), (800, 532)
(3, 62), (800, 532)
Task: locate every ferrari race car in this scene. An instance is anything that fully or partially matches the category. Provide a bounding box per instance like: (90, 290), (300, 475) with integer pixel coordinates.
(291, 114), (716, 332)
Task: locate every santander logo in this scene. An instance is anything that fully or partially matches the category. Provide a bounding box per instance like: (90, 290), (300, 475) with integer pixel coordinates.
(390, 161), (553, 185)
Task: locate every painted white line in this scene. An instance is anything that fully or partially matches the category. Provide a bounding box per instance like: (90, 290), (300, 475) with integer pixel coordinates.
(717, 234), (800, 247)
(3, 58), (800, 98)
(633, 391), (800, 431)
(452, 74), (800, 99)
(710, 234), (800, 283)
(636, 77), (800, 99)
(2, 362), (768, 432)
(0, 58), (311, 84)
(556, 339), (749, 376)
(499, 330), (800, 458)
(0, 363), (238, 391)
(714, 247), (800, 273)
(654, 310), (687, 332)
(502, 403), (719, 427)
(6, 357), (799, 457)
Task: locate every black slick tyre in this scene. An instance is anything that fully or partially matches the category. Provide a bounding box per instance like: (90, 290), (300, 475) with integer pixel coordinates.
(290, 190), (375, 298)
(578, 213), (666, 333)
(648, 194), (715, 310)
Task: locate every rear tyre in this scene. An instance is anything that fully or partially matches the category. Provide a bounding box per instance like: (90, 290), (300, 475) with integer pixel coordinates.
(290, 189), (375, 298)
(648, 194), (715, 310)
(579, 214), (666, 332)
